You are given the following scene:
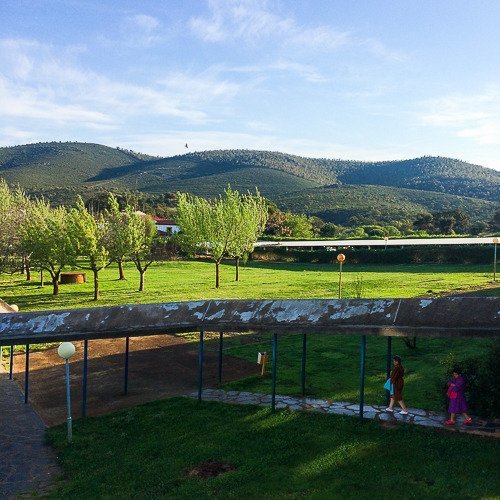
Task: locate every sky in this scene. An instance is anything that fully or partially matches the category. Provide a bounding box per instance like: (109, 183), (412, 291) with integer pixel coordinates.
(0, 0), (499, 170)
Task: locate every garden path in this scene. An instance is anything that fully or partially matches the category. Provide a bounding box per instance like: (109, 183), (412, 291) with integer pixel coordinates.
(0, 369), (61, 499)
(191, 388), (500, 438)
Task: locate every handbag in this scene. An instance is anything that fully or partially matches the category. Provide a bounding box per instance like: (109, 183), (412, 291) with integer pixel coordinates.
(447, 386), (457, 399)
(384, 379), (394, 395)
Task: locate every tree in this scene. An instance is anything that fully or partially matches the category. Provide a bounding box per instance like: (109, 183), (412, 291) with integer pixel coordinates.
(19, 200), (76, 295)
(125, 206), (157, 292)
(69, 196), (109, 300)
(226, 190), (267, 281)
(0, 180), (31, 276)
(490, 208), (500, 232)
(103, 193), (132, 280)
(177, 186), (266, 287)
(264, 209), (314, 239)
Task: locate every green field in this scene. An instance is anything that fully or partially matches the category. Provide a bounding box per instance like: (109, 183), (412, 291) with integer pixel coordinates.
(1, 260), (498, 312)
(46, 398), (500, 499)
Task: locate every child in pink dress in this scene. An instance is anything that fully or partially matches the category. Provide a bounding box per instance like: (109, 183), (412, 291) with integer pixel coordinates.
(444, 367), (473, 426)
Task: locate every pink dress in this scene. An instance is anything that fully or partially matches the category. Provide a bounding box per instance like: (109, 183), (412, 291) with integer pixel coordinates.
(447, 376), (468, 413)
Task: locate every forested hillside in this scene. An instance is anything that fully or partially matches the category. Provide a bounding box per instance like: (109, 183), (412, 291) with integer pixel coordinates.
(0, 142), (498, 227)
(275, 185), (498, 225)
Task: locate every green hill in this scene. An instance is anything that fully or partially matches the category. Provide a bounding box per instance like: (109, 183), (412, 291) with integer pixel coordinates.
(0, 142), (498, 225)
(0, 142), (155, 189)
(275, 185), (498, 225)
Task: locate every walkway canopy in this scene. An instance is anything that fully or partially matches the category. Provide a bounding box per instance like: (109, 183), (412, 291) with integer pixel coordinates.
(1, 298), (499, 344)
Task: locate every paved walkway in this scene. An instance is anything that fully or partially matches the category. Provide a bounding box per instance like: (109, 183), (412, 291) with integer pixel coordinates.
(191, 388), (499, 438)
(0, 370), (61, 499)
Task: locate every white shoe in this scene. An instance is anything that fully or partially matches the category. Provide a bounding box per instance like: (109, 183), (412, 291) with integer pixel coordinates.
(385, 408), (394, 412)
(400, 410), (409, 415)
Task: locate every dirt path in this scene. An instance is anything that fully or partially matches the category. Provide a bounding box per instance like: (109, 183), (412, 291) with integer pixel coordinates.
(9, 334), (259, 426)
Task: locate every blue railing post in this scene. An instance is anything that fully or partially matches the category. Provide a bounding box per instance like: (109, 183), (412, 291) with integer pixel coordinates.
(359, 335), (366, 421)
(271, 333), (277, 412)
(82, 339), (88, 417)
(301, 334), (307, 396)
(198, 331), (204, 402)
(24, 344), (30, 404)
(9, 345), (14, 379)
(218, 332), (223, 385)
(386, 336), (392, 404)
(124, 337), (130, 395)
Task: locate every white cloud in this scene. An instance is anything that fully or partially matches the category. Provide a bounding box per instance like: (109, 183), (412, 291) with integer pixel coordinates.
(419, 87), (500, 146)
(0, 38), (245, 128)
(129, 14), (160, 32)
(189, 0), (400, 60)
(119, 14), (163, 46)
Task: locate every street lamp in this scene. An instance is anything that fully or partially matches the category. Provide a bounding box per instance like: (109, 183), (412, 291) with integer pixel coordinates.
(337, 253), (346, 299)
(58, 342), (76, 443)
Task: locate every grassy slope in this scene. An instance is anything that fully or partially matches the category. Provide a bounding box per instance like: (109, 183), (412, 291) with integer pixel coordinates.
(46, 398), (500, 498)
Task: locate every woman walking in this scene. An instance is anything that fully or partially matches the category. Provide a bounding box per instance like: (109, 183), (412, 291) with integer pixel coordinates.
(385, 355), (409, 415)
(445, 367), (473, 426)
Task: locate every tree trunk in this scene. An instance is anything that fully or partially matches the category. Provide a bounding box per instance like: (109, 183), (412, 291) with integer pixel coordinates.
(52, 272), (60, 295)
(235, 256), (240, 282)
(402, 336), (417, 350)
(20, 258), (25, 275)
(93, 269), (99, 301)
(40, 269), (44, 288)
(25, 257), (31, 281)
(215, 260), (220, 288)
(118, 260), (126, 280)
(139, 270), (145, 291)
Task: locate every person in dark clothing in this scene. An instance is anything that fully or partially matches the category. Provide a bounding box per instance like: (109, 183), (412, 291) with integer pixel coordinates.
(385, 356), (409, 415)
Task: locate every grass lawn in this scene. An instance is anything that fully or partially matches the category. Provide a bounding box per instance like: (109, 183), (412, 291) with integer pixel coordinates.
(46, 397), (500, 499)
(1, 260), (498, 312)
(220, 333), (496, 413)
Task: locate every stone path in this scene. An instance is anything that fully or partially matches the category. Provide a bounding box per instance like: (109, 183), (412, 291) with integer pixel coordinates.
(190, 388), (499, 438)
(0, 369), (61, 499)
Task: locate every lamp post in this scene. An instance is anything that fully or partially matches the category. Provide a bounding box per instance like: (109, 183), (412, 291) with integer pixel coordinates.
(337, 253), (346, 299)
(58, 342), (76, 443)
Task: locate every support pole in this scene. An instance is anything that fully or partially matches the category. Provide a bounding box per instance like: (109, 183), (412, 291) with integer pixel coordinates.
(494, 243), (497, 282)
(385, 336), (392, 404)
(359, 335), (366, 421)
(338, 261), (343, 299)
(124, 337), (129, 395)
(271, 333), (277, 412)
(82, 339), (88, 417)
(301, 334), (307, 396)
(9, 345), (14, 380)
(65, 358), (73, 443)
(198, 331), (204, 402)
(218, 332), (223, 385)
(24, 344), (29, 404)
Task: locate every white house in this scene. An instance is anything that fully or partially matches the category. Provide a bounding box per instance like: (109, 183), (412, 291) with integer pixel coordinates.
(151, 217), (180, 235)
